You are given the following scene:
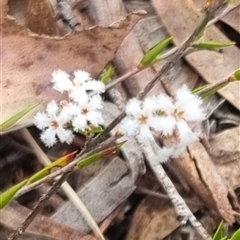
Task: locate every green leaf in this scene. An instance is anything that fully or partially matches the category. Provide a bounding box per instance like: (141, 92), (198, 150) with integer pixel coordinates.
(232, 68), (240, 80)
(192, 84), (211, 94)
(194, 81), (229, 99)
(138, 37), (173, 68)
(0, 179), (28, 209)
(192, 41), (235, 50)
(228, 0), (239, 4)
(87, 126), (104, 134)
(28, 152), (76, 183)
(230, 229), (240, 240)
(194, 68), (240, 99)
(77, 141), (126, 169)
(100, 65), (115, 85)
(0, 104), (39, 131)
(213, 221), (224, 240)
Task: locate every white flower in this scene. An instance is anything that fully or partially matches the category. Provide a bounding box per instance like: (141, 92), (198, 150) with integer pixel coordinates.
(152, 94), (175, 115)
(146, 95), (177, 136)
(122, 98), (157, 142)
(175, 85), (205, 122)
(119, 118), (138, 137)
(176, 120), (200, 148)
(51, 70), (106, 103)
(34, 100), (74, 147)
(73, 70), (91, 83)
(120, 117), (155, 143)
(51, 70), (72, 93)
(170, 146), (185, 159)
(155, 147), (174, 163)
(73, 70), (105, 94)
(149, 115), (176, 136)
(69, 87), (89, 104)
(71, 95), (104, 132)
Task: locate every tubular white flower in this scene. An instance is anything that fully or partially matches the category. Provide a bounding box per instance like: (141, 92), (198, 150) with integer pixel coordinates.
(156, 147), (174, 163)
(34, 112), (51, 130)
(73, 70), (91, 83)
(119, 118), (138, 137)
(83, 80), (105, 93)
(51, 70), (72, 93)
(89, 94), (104, 110)
(121, 87), (206, 163)
(175, 85), (205, 122)
(176, 120), (200, 148)
(52, 69), (105, 101)
(73, 70), (105, 93)
(122, 97), (158, 142)
(71, 95), (104, 132)
(69, 86), (89, 104)
(35, 69), (107, 147)
(125, 98), (143, 116)
(170, 146), (185, 159)
(152, 94), (175, 115)
(34, 100), (74, 147)
(149, 115), (176, 136)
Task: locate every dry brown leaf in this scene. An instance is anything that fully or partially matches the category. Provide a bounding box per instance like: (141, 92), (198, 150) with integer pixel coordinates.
(1, 0), (144, 131)
(221, 5), (240, 34)
(211, 126), (240, 189)
(125, 195), (221, 240)
(0, 201), (96, 240)
(169, 140), (239, 224)
(152, 0), (240, 111)
(125, 198), (180, 240)
(188, 142), (238, 224)
(171, 151), (217, 213)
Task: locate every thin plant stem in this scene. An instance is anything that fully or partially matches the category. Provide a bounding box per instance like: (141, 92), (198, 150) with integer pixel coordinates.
(20, 128), (105, 240)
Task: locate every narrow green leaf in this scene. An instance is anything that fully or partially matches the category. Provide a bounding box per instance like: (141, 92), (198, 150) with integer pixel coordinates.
(228, 0), (239, 4)
(213, 221), (224, 240)
(193, 80), (229, 99)
(220, 237), (227, 240)
(28, 168), (51, 184)
(232, 68), (240, 80)
(192, 84), (211, 94)
(0, 104), (39, 131)
(0, 180), (28, 209)
(138, 37), (173, 69)
(230, 229), (240, 240)
(192, 41), (235, 50)
(28, 152), (76, 183)
(100, 65), (115, 85)
(77, 141), (126, 169)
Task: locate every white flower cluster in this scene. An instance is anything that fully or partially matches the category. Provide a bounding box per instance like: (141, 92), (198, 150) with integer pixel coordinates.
(34, 70), (105, 147)
(120, 85), (205, 162)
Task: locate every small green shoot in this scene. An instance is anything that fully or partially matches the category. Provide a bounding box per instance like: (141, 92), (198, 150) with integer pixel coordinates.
(230, 228), (240, 240)
(192, 41), (235, 50)
(232, 68), (240, 80)
(213, 221), (224, 240)
(212, 221), (240, 240)
(138, 37), (173, 69)
(193, 68), (240, 99)
(100, 65), (115, 85)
